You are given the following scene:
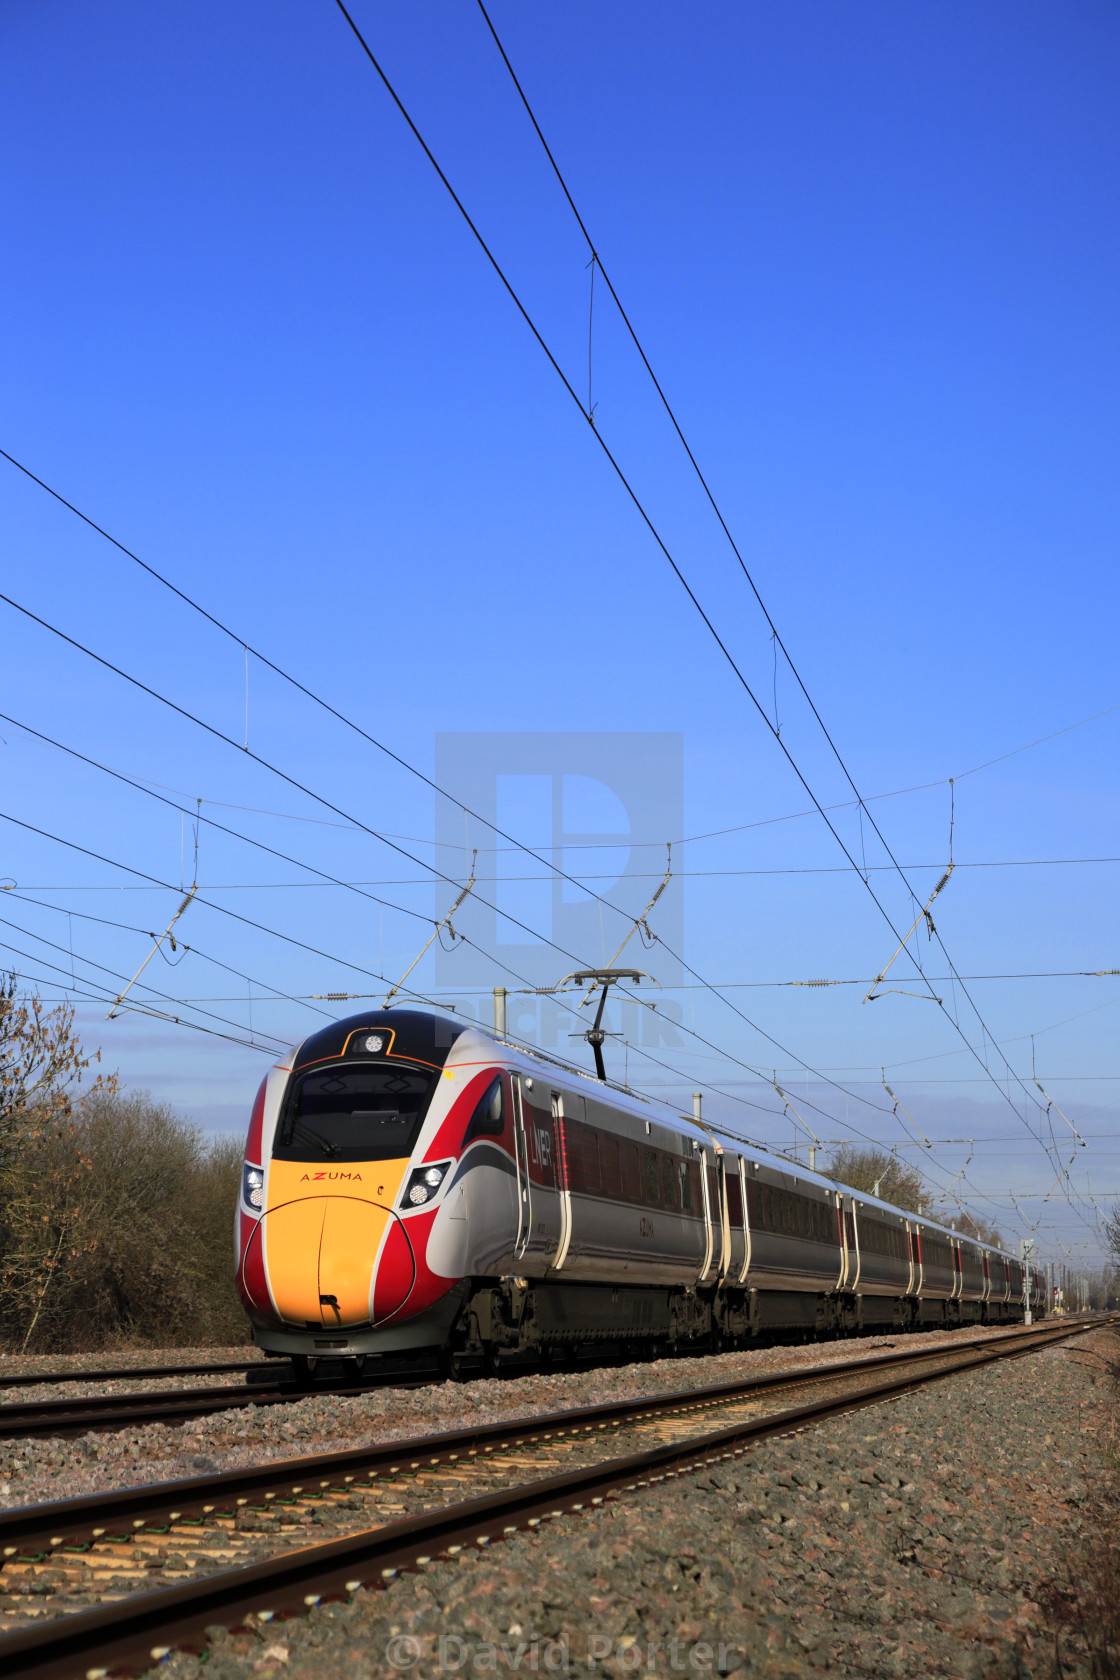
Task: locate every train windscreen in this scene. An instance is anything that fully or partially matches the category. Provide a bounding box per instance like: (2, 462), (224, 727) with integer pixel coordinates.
(273, 1064), (437, 1163)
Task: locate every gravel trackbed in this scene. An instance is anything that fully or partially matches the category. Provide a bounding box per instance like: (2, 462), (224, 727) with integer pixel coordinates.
(125, 1325), (1118, 1680)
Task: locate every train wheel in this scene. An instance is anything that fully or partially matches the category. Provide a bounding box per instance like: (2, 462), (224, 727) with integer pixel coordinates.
(291, 1356), (317, 1390)
(441, 1347), (478, 1383)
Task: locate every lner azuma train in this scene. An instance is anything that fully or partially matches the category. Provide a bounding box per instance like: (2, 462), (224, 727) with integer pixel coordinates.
(236, 1009), (1043, 1380)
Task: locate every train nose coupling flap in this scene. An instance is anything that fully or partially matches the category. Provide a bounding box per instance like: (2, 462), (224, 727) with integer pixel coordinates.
(260, 1198), (415, 1328)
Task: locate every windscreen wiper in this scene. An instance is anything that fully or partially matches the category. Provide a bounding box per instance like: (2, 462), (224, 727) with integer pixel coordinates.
(290, 1119), (341, 1158)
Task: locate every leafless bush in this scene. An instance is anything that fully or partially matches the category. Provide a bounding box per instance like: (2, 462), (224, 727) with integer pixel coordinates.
(0, 1087), (247, 1352)
(0, 973), (248, 1351)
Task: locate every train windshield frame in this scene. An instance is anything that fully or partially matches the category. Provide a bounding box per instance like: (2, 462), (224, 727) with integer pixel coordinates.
(273, 1062), (438, 1163)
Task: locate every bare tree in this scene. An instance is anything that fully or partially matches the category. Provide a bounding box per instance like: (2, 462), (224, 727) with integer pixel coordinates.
(0, 973), (111, 1348)
(1104, 1202), (1120, 1267)
(822, 1145), (927, 1213)
(0, 972), (99, 1151)
(2, 1086), (247, 1352)
(950, 1208), (1006, 1250)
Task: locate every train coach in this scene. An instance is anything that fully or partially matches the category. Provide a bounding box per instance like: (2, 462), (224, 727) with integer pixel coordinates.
(235, 1008), (1040, 1382)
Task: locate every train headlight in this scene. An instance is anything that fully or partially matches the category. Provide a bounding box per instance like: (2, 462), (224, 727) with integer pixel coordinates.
(402, 1162), (451, 1209)
(242, 1164), (264, 1211)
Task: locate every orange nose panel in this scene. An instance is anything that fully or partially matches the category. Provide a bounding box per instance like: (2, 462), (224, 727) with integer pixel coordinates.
(318, 1198), (414, 1326)
(260, 1196), (414, 1328)
(258, 1197), (328, 1325)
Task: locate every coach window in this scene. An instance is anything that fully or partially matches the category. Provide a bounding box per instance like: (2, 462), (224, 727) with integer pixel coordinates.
(661, 1154), (678, 1210)
(462, 1076), (504, 1145)
(678, 1158), (693, 1212)
(644, 1150), (661, 1205)
(599, 1134), (622, 1199)
(621, 1141), (642, 1203)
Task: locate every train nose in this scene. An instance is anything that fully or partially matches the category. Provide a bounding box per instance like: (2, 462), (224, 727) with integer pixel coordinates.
(257, 1196), (415, 1327)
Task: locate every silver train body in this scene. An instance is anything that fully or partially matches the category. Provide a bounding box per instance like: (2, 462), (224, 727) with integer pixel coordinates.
(236, 1009), (1042, 1375)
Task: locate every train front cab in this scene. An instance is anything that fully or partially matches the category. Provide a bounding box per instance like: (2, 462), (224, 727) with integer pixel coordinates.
(235, 1013), (480, 1375)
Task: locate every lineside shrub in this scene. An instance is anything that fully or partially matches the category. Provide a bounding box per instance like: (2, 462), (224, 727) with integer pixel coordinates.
(0, 975), (248, 1352)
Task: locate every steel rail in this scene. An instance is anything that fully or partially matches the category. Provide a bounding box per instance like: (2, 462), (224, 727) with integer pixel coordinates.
(0, 1360), (274, 1393)
(0, 1382), (302, 1440)
(0, 1319), (1080, 1553)
(0, 1365), (443, 1441)
(0, 1317), (1107, 1679)
(0, 1316), (1068, 1443)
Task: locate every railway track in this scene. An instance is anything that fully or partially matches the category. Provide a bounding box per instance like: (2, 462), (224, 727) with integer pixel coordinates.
(0, 1364), (446, 1441)
(0, 1314), (1105, 1680)
(0, 1378), (307, 1442)
(0, 1318), (1070, 1441)
(0, 1360), (273, 1394)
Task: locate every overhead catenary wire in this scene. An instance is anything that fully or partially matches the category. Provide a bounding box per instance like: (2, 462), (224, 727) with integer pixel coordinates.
(469, 2), (1104, 1182)
(0, 801), (846, 1140)
(0, 927), (291, 1056)
(0, 450), (653, 947)
(2, 888), (346, 1026)
(0, 711), (1074, 1247)
(466, 3), (1104, 1234)
(328, 1), (1079, 1206)
(0, 618), (930, 1152)
(0, 708), (449, 938)
(0, 91), (1101, 1243)
(0, 590), (616, 962)
(4, 959), (282, 1057)
(0, 455), (1094, 1208)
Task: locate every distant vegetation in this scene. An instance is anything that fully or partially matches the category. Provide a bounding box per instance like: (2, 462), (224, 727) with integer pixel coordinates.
(0, 975), (248, 1353)
(822, 1143), (1006, 1247)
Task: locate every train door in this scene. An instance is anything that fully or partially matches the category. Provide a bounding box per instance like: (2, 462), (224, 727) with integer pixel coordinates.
(512, 1078), (562, 1268)
(551, 1091), (573, 1272)
(697, 1149), (717, 1282)
(510, 1074), (533, 1262)
(844, 1199), (861, 1291)
(908, 1225), (923, 1295)
(716, 1152), (732, 1279)
(835, 1192), (848, 1289)
(738, 1157), (752, 1282)
(951, 1240), (963, 1301)
(724, 1155), (748, 1282)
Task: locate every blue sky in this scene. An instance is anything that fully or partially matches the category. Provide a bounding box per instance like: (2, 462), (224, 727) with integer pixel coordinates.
(2, 1), (1118, 1265)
